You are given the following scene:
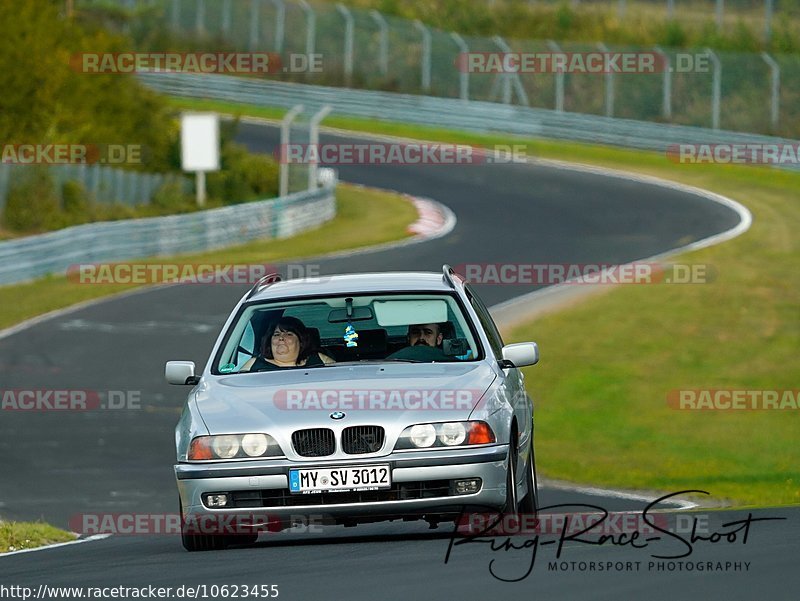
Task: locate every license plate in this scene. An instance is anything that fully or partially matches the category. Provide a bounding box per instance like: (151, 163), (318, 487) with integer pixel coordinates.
(289, 465), (391, 494)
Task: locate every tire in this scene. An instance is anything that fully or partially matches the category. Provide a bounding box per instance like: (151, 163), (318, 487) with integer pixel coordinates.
(180, 499), (226, 552)
(225, 533), (259, 548)
(502, 431), (519, 516)
(518, 437), (539, 519)
(181, 527), (227, 552)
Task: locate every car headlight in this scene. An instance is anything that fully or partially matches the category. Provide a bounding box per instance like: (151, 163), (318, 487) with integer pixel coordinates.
(189, 433), (282, 460)
(395, 421), (495, 450)
(409, 424), (437, 448)
(439, 422), (467, 446)
(241, 433), (270, 457)
(211, 435), (240, 459)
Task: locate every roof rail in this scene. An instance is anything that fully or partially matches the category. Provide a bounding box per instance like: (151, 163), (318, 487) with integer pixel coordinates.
(246, 272), (282, 300)
(442, 264), (458, 289)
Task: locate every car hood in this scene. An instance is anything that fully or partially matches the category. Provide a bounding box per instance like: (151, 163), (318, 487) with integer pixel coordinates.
(194, 362), (497, 433)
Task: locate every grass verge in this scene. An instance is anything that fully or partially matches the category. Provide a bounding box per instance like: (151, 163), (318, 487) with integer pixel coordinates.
(0, 521), (75, 553)
(508, 170), (799, 507)
(0, 183), (418, 331)
(172, 96), (800, 506)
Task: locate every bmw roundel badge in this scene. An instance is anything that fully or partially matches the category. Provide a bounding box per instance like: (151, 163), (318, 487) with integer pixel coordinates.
(330, 411), (346, 420)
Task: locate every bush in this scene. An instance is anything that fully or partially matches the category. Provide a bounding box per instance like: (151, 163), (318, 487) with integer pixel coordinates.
(91, 202), (137, 222)
(2, 168), (61, 232)
(206, 142), (279, 204)
(231, 150), (280, 201)
(660, 21), (688, 48)
(62, 180), (90, 215)
(151, 178), (192, 211)
(555, 3), (576, 36)
(0, 0), (178, 173)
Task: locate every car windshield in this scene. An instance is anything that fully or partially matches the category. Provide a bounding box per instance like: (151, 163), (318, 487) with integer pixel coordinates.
(214, 293), (482, 374)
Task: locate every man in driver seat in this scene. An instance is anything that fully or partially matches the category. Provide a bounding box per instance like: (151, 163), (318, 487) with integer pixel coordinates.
(408, 323), (444, 348)
(387, 322), (449, 361)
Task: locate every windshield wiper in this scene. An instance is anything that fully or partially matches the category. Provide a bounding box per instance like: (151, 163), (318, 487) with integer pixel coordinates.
(248, 364), (329, 373)
(380, 358), (426, 363)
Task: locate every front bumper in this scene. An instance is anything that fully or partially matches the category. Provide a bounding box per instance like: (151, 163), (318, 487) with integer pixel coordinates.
(176, 444), (508, 521)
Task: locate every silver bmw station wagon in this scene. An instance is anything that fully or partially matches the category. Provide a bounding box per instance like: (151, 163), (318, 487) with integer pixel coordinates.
(166, 266), (539, 551)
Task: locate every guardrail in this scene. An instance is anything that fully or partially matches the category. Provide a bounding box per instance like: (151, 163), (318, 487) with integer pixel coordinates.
(139, 72), (800, 171)
(0, 182), (335, 286)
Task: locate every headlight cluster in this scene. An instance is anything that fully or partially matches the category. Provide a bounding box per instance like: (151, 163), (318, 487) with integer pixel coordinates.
(189, 433), (282, 460)
(394, 421), (495, 450)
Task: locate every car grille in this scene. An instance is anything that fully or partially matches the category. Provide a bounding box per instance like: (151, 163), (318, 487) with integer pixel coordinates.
(342, 426), (385, 455)
(292, 428), (335, 457)
(225, 480), (453, 508)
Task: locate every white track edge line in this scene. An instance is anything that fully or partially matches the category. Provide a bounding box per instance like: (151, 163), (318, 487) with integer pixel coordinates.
(0, 534), (111, 557)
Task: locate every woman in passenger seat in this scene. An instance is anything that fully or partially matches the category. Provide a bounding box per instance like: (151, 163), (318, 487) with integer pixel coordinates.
(241, 316), (335, 372)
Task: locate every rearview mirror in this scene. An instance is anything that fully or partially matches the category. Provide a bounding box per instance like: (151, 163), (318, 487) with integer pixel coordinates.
(165, 361), (199, 385)
(328, 307), (374, 323)
(501, 342), (539, 367)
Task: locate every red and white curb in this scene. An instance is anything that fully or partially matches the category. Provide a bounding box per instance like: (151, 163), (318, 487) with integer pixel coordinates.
(407, 196), (452, 239)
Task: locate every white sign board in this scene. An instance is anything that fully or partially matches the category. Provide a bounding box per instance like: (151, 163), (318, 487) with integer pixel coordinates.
(181, 113), (220, 172)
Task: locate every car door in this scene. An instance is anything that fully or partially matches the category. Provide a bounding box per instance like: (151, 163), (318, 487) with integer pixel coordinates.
(464, 285), (531, 458)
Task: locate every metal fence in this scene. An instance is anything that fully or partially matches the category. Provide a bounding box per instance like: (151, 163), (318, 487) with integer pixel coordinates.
(81, 0), (800, 139)
(0, 163), (185, 212)
(139, 72), (800, 170)
(0, 182), (336, 285)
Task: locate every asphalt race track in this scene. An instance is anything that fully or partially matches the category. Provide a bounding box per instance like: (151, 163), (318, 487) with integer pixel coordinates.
(1, 123), (795, 599)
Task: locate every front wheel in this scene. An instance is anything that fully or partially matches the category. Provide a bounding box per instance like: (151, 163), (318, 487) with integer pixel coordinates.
(502, 434), (520, 516)
(518, 437), (539, 517)
(179, 499), (226, 552)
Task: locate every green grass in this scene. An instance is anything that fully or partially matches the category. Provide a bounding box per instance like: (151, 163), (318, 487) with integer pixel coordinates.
(0, 521), (75, 553)
(0, 183), (418, 331)
(169, 96), (800, 507)
(509, 168), (799, 507)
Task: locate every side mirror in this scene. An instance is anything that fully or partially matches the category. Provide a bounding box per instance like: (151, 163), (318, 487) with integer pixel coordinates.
(501, 342), (539, 368)
(165, 361), (200, 385)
